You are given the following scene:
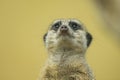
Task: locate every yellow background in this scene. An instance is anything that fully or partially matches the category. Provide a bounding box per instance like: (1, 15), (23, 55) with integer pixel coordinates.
(0, 0), (120, 80)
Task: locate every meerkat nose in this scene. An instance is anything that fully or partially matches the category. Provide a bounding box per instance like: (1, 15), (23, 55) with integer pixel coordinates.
(60, 25), (68, 33)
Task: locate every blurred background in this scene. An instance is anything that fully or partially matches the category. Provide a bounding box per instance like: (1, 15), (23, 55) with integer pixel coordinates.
(0, 0), (120, 80)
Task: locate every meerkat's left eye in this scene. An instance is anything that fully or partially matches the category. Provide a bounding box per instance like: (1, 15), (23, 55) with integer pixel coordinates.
(69, 22), (81, 30)
(51, 21), (61, 31)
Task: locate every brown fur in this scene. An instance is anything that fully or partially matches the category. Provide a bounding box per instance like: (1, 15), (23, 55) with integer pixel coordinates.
(40, 59), (94, 80)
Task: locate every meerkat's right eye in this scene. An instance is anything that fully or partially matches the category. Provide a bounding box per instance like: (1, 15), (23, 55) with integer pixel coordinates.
(51, 21), (61, 31)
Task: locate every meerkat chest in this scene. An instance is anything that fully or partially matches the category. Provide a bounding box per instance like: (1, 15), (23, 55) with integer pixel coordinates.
(45, 63), (91, 80)
(45, 53), (91, 80)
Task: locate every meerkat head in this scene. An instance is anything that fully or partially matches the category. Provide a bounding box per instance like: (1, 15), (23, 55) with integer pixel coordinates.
(43, 19), (92, 53)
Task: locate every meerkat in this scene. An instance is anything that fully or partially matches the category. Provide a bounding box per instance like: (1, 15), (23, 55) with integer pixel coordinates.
(38, 19), (95, 80)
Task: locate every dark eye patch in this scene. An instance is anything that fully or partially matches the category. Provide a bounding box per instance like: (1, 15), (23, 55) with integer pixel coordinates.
(69, 21), (82, 31)
(51, 21), (62, 31)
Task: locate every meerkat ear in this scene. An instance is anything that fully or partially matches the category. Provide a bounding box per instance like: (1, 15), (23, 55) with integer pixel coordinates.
(86, 32), (93, 47)
(43, 33), (47, 42)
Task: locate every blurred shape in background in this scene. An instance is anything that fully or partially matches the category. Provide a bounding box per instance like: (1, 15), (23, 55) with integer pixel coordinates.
(94, 0), (120, 41)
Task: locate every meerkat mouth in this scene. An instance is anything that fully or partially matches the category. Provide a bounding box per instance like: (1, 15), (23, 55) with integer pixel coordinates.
(57, 31), (74, 41)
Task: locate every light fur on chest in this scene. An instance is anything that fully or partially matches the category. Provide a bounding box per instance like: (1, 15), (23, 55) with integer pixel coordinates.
(39, 51), (94, 80)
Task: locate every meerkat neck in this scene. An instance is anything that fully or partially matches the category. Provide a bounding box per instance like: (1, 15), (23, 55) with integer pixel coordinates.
(47, 50), (86, 66)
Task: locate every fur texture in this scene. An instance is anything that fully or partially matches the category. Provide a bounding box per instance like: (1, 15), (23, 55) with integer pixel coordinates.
(38, 19), (95, 80)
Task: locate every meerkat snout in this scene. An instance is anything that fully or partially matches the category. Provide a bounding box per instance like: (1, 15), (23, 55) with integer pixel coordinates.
(60, 25), (68, 33)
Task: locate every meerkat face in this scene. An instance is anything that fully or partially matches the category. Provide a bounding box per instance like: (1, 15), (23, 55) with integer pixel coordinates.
(43, 19), (92, 53)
